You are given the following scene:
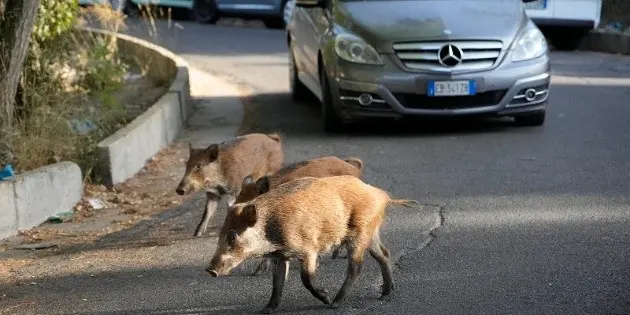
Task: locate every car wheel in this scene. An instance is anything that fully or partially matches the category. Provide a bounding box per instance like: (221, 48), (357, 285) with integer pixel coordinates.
(263, 0), (290, 29)
(514, 111), (546, 127)
(550, 30), (585, 51)
(319, 65), (344, 133)
(191, 0), (220, 24)
(121, 0), (139, 16)
(288, 42), (309, 102)
(263, 18), (285, 29)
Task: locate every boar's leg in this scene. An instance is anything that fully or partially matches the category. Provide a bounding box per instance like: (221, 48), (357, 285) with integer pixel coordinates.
(368, 232), (394, 297)
(299, 252), (331, 305)
(194, 193), (220, 237)
(331, 242), (347, 259)
(261, 258), (289, 314)
(330, 241), (367, 308)
(252, 257), (272, 276)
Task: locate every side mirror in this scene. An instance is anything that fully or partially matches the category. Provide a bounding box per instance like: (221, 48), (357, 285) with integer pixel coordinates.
(295, 0), (326, 8)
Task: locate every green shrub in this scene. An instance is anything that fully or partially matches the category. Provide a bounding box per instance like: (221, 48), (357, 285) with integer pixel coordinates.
(14, 1), (131, 181)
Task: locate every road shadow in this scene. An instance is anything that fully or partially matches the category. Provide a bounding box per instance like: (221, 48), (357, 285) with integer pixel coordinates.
(0, 260), (387, 315)
(240, 90), (522, 139)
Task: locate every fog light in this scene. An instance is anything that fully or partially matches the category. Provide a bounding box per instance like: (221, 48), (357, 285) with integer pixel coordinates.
(524, 88), (537, 102)
(358, 93), (373, 106)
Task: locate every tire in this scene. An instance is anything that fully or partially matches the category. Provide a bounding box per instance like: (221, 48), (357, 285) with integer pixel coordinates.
(121, 0), (139, 16)
(319, 65), (344, 133)
(263, 18), (284, 29)
(263, 0), (289, 29)
(550, 30), (585, 51)
(288, 41), (309, 102)
(514, 111), (546, 127)
(191, 0), (220, 24)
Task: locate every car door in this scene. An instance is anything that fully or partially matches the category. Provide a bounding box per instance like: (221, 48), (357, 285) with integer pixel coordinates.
(300, 0), (333, 100)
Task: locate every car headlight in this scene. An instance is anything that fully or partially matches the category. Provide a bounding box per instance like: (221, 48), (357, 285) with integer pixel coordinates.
(334, 33), (384, 65)
(512, 27), (548, 62)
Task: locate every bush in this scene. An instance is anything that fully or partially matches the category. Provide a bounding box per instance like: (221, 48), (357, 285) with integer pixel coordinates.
(13, 1), (131, 181)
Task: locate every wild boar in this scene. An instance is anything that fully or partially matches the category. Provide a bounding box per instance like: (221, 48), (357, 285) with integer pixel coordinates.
(235, 155), (364, 276)
(175, 133), (284, 237)
(206, 175), (418, 313)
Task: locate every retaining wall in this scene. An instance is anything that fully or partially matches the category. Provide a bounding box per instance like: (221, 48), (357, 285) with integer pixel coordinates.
(0, 162), (83, 240)
(83, 27), (192, 187)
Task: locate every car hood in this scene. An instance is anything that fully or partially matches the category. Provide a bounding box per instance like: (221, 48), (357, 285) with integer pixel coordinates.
(335, 0), (527, 53)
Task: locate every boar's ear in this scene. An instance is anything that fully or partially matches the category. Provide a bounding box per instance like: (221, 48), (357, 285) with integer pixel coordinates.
(241, 204), (257, 227)
(205, 144), (219, 161)
(255, 176), (270, 194)
(242, 175), (254, 186)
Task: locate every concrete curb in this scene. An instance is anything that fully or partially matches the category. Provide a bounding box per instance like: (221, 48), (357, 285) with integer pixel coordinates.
(0, 162), (83, 240)
(80, 27), (193, 187)
(580, 31), (630, 55)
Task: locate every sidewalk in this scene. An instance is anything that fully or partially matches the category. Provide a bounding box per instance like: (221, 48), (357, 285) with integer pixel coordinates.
(0, 68), (247, 288)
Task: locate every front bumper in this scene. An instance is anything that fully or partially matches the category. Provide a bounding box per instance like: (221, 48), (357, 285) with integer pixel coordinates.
(327, 54), (551, 120)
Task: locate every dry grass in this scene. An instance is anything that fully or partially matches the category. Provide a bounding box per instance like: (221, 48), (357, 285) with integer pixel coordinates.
(11, 3), (172, 181)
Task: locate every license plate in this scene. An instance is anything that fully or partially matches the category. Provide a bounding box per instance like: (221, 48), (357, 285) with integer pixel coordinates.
(524, 0), (547, 10)
(427, 80), (476, 97)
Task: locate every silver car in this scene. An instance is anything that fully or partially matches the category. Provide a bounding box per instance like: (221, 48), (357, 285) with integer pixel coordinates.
(286, 0), (551, 132)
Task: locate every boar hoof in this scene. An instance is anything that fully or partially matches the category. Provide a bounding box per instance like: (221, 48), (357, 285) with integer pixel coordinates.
(316, 289), (331, 305)
(378, 294), (393, 302)
(251, 265), (267, 276)
(321, 295), (332, 306)
(329, 302), (341, 309)
(260, 306), (276, 314)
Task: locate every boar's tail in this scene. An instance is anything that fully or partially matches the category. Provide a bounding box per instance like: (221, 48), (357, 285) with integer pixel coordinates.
(389, 198), (421, 209)
(266, 132), (283, 143)
(343, 157), (363, 171)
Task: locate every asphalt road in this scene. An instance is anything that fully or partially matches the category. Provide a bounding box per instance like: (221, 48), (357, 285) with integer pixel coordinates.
(6, 18), (630, 315)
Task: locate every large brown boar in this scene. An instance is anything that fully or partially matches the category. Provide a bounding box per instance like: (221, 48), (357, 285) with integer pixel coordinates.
(175, 133), (284, 237)
(235, 155), (364, 276)
(206, 175), (418, 313)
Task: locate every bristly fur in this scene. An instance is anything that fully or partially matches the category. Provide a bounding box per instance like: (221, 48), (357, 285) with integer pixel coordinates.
(206, 175), (409, 312)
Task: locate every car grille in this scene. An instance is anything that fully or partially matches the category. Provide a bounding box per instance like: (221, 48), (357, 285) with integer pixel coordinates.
(392, 40), (504, 72)
(393, 90), (507, 110)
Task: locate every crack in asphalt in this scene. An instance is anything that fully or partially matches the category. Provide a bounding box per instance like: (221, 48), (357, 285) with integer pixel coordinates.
(339, 204), (446, 315)
(395, 203), (446, 264)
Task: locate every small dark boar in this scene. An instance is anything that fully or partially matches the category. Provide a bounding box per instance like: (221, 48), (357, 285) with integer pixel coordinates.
(206, 175), (418, 313)
(235, 156), (364, 276)
(175, 133), (284, 237)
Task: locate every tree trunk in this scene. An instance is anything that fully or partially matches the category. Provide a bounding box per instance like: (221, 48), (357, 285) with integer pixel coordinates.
(0, 0), (40, 166)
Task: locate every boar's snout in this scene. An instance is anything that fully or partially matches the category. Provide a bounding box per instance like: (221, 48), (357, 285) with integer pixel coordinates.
(205, 268), (219, 277)
(175, 181), (190, 196)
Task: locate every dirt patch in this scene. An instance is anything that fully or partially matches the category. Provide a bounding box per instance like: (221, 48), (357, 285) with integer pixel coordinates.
(0, 140), (193, 284)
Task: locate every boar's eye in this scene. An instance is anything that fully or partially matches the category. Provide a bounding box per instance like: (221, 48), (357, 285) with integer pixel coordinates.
(227, 230), (238, 246)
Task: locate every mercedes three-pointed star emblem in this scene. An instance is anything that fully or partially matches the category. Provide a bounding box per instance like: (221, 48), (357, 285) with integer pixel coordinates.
(437, 44), (463, 67)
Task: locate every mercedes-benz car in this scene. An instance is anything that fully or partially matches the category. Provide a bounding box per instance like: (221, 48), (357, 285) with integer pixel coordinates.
(286, 0), (551, 132)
